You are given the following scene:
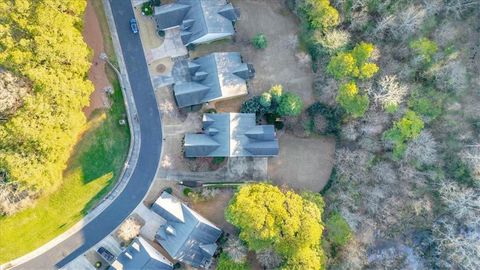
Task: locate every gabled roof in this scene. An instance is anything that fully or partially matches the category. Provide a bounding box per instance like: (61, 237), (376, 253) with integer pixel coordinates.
(184, 113), (280, 157)
(152, 192), (222, 269)
(172, 52), (251, 108)
(112, 237), (173, 270)
(153, 0), (238, 45)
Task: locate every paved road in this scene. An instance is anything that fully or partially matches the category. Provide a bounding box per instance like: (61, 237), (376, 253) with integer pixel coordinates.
(12, 1), (162, 269)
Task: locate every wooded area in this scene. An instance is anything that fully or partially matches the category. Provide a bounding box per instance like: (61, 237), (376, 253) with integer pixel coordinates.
(0, 0), (93, 215)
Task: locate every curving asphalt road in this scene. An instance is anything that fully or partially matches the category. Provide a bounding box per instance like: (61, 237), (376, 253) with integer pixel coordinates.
(12, 1), (162, 269)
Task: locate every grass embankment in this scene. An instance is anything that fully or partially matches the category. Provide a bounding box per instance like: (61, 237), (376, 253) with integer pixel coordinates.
(0, 81), (130, 263)
(0, 0), (130, 263)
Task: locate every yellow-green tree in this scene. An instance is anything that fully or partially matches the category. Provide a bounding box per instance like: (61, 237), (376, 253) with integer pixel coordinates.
(226, 183), (326, 270)
(327, 42), (379, 80)
(302, 0), (340, 31)
(336, 81), (369, 118)
(0, 0), (94, 194)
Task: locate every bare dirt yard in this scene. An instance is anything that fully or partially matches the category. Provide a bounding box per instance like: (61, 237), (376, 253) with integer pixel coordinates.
(82, 0), (111, 118)
(268, 134), (336, 192)
(191, 0), (315, 112)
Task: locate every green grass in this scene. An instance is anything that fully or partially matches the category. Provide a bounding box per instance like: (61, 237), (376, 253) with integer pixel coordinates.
(0, 80), (130, 263)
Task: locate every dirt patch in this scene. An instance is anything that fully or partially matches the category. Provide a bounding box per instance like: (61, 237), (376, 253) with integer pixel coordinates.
(268, 134), (336, 192)
(82, 0), (111, 118)
(191, 0), (315, 108)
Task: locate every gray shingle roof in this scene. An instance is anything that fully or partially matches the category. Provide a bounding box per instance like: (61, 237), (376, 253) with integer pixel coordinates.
(152, 192), (222, 269)
(172, 52), (251, 108)
(153, 0), (238, 45)
(112, 237), (173, 270)
(184, 113), (280, 157)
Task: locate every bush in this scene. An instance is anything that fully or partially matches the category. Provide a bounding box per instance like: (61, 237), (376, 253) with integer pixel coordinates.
(95, 261), (102, 268)
(274, 121), (284, 130)
(158, 30), (165, 37)
(266, 113), (279, 124)
(212, 157), (225, 165)
(204, 108), (217, 114)
(183, 188), (192, 196)
(277, 92), (304, 117)
(240, 96), (264, 114)
(163, 187), (173, 194)
(217, 253), (249, 270)
(141, 2), (153, 16)
(251, 33), (268, 49)
(259, 92), (272, 108)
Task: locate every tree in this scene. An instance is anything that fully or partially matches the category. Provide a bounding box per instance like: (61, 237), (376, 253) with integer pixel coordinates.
(251, 33), (268, 49)
(383, 110), (424, 157)
(325, 212), (352, 247)
(224, 236), (248, 263)
(278, 92), (303, 117)
(410, 38), (438, 63)
(117, 217), (141, 243)
(351, 42), (375, 64)
(336, 82), (369, 118)
(256, 249), (283, 270)
(240, 96), (263, 114)
(327, 52), (358, 80)
(313, 29), (350, 55)
(373, 75), (408, 110)
(226, 183), (326, 269)
(302, 0), (340, 31)
(269, 85), (283, 103)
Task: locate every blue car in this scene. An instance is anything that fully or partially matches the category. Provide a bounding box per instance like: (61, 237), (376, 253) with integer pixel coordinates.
(130, 18), (138, 34)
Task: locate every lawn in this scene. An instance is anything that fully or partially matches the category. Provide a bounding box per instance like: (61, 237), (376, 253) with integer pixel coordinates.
(0, 80), (130, 263)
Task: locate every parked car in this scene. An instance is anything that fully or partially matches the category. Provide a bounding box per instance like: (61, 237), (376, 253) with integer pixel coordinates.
(97, 247), (115, 263)
(130, 18), (138, 34)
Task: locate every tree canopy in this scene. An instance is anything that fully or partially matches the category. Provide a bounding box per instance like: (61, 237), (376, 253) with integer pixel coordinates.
(336, 81), (369, 118)
(226, 183), (326, 270)
(0, 0), (94, 192)
(327, 42), (379, 80)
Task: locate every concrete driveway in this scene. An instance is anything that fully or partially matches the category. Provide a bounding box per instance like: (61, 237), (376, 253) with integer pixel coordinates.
(147, 28), (187, 63)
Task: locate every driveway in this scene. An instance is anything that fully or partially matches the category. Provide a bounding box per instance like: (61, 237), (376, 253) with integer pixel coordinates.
(11, 0), (163, 269)
(147, 28), (187, 63)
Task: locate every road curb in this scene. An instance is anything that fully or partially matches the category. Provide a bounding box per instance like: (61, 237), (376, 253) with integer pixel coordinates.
(1, 1), (141, 269)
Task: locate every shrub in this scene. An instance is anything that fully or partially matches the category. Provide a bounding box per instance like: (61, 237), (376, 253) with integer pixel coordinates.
(274, 121), (284, 130)
(212, 157), (225, 165)
(265, 113), (279, 124)
(204, 108), (217, 114)
(277, 92), (304, 117)
(95, 261), (102, 268)
(158, 30), (165, 37)
(163, 187), (173, 194)
(336, 82), (369, 118)
(141, 2), (153, 16)
(251, 34), (268, 49)
(217, 253), (249, 270)
(269, 85), (283, 103)
(183, 188), (192, 196)
(240, 96), (263, 114)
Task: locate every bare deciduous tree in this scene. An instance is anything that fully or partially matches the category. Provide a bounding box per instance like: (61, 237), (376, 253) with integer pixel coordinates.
(461, 144), (480, 181)
(372, 75), (408, 109)
(256, 248), (283, 269)
(404, 130), (438, 166)
(0, 70), (32, 118)
(224, 236), (248, 263)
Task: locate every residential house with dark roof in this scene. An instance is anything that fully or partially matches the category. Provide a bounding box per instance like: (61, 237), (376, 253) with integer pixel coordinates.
(111, 237), (173, 270)
(152, 192), (222, 269)
(153, 0), (240, 45)
(184, 113), (279, 157)
(171, 52), (254, 108)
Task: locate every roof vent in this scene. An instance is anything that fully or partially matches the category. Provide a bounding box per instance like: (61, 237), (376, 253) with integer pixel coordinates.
(192, 71), (208, 81)
(166, 225), (176, 236)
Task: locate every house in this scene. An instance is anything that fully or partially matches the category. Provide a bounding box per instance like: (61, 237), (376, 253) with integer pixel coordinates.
(184, 113), (279, 157)
(111, 237), (173, 270)
(172, 52), (254, 108)
(153, 0), (240, 46)
(152, 192), (222, 269)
